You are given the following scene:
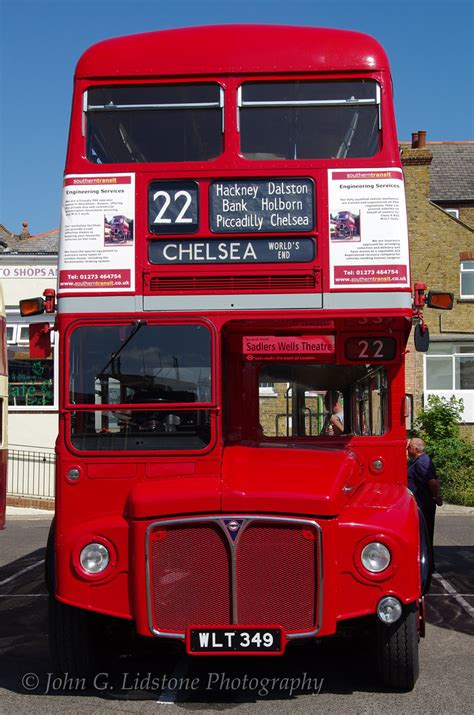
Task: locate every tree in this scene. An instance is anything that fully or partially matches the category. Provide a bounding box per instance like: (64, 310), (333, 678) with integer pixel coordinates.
(415, 395), (463, 441)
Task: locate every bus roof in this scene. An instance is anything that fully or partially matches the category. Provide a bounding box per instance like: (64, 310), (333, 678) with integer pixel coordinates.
(75, 25), (390, 80)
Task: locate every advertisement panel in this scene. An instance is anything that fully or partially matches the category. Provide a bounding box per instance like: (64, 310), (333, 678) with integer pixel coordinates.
(59, 174), (135, 292)
(328, 168), (410, 289)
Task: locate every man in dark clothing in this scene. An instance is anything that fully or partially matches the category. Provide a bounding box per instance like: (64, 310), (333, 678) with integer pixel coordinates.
(407, 438), (443, 557)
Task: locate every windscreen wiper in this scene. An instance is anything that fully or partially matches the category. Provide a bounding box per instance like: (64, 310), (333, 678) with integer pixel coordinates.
(336, 110), (359, 159)
(97, 320), (147, 378)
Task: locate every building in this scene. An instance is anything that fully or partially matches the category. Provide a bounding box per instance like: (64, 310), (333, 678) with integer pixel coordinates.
(0, 222), (59, 454)
(401, 133), (474, 439)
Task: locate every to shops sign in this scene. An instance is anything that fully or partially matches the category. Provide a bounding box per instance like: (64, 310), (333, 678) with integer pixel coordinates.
(0, 266), (57, 279)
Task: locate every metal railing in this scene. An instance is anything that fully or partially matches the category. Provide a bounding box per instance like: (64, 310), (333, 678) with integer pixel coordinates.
(7, 448), (56, 499)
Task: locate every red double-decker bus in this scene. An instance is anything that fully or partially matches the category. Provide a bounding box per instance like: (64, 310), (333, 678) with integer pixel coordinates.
(21, 26), (453, 690)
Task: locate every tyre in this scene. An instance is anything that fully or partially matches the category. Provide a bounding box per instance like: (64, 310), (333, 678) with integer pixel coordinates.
(376, 602), (419, 691)
(48, 597), (103, 679)
(418, 509), (434, 594)
(44, 519), (55, 595)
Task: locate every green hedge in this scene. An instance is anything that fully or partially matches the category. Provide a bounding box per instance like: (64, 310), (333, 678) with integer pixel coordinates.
(425, 437), (474, 506)
(413, 396), (474, 507)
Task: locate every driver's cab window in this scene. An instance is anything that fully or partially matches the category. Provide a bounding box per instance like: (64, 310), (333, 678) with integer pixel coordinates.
(257, 363), (387, 439)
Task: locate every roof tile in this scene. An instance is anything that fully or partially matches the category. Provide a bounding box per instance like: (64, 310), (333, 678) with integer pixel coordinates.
(429, 143), (474, 201)
(0, 224), (59, 254)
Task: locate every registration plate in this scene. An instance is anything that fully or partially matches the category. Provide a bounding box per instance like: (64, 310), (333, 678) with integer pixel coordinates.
(187, 626), (284, 655)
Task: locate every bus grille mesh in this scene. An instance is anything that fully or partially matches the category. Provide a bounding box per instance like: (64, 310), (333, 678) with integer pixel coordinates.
(236, 522), (317, 631)
(149, 519), (318, 634)
(150, 523), (231, 631)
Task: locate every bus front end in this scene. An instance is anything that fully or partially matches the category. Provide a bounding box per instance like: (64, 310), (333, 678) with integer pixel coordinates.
(42, 25), (426, 692)
(53, 310), (422, 691)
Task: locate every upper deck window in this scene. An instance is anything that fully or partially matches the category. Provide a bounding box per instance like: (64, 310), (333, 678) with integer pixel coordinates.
(85, 84), (223, 164)
(239, 80), (380, 160)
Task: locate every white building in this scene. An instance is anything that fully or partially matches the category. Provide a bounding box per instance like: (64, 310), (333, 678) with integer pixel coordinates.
(0, 222), (58, 455)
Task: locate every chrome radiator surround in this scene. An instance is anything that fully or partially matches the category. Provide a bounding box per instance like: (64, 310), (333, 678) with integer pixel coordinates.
(145, 514), (323, 640)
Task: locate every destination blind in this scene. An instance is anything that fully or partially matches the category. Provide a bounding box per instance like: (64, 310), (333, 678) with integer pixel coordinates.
(148, 237), (315, 264)
(210, 179), (314, 233)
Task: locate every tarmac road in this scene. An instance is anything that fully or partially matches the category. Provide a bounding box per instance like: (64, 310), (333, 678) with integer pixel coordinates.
(0, 506), (472, 714)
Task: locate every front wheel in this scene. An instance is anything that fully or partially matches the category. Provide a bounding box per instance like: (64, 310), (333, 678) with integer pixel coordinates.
(48, 597), (103, 679)
(376, 602), (419, 691)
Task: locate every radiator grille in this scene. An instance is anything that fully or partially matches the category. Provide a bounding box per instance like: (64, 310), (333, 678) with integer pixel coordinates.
(236, 523), (317, 631)
(148, 518), (319, 635)
(150, 523), (231, 631)
(148, 274), (316, 293)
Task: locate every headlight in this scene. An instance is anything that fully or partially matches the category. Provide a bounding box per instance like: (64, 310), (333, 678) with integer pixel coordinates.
(361, 542), (391, 573)
(79, 542), (110, 574)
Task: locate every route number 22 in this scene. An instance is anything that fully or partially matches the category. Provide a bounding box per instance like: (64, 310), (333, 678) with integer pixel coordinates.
(153, 190), (193, 224)
(148, 181), (198, 234)
(345, 337), (396, 361)
(357, 339), (384, 359)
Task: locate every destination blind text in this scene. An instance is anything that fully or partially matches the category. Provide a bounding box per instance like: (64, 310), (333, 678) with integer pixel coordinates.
(148, 238), (315, 264)
(210, 178), (314, 233)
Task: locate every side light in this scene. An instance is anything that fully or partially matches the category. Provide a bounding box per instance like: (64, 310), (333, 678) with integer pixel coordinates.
(79, 542), (110, 574)
(377, 596), (402, 624)
(19, 297), (45, 317)
(369, 457), (385, 475)
(426, 291), (454, 310)
(67, 467), (81, 482)
(361, 542), (391, 573)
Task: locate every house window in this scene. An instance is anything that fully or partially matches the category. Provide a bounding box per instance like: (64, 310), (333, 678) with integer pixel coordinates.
(17, 325), (30, 344)
(6, 324), (55, 347)
(425, 342), (474, 422)
(455, 346), (474, 389)
(6, 325), (15, 344)
(460, 260), (474, 299)
(259, 381), (277, 396)
(445, 208), (459, 219)
(7, 323), (57, 410)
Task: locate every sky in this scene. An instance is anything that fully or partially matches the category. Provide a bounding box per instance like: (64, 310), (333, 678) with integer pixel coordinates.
(0, 0), (473, 236)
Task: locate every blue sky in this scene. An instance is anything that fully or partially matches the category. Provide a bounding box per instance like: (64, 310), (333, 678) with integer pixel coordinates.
(1, 0), (473, 235)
